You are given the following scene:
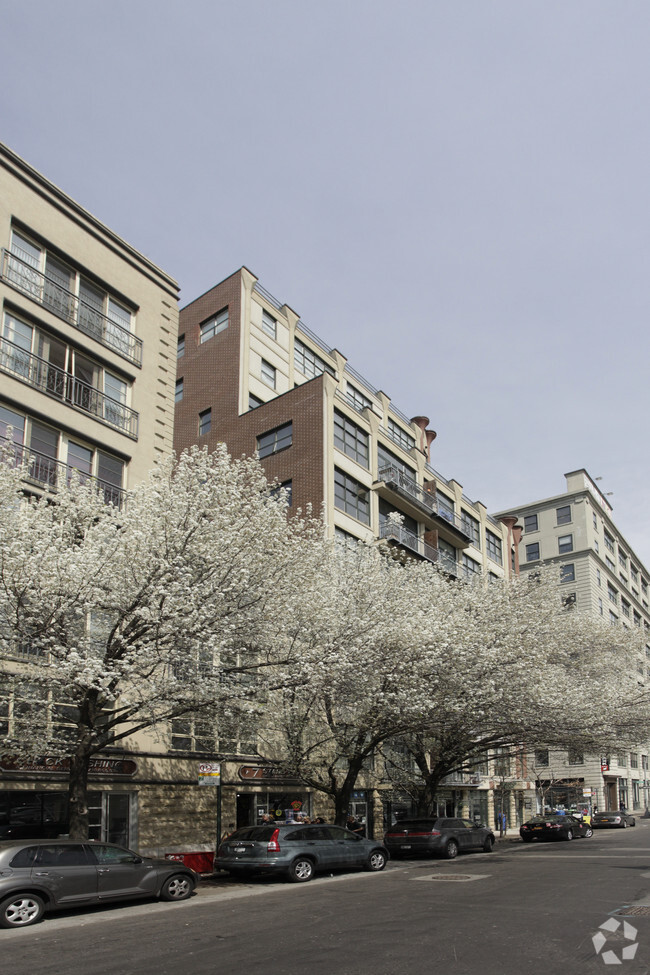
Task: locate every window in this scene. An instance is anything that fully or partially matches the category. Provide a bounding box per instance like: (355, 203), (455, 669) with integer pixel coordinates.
(607, 582), (618, 605)
(462, 553), (481, 580)
(558, 534), (573, 554)
(563, 592), (576, 609)
(257, 422), (293, 458)
(334, 468), (370, 524)
(200, 308), (228, 343)
(175, 379), (183, 403)
(594, 539), (599, 553)
(524, 514), (538, 533)
(261, 359), (276, 388)
(461, 512), (480, 548)
(346, 383), (372, 412)
(248, 393), (263, 410)
(534, 749), (549, 766)
(598, 598), (603, 615)
(269, 479), (292, 506)
(486, 530), (503, 565)
(609, 610), (618, 624)
(294, 339), (334, 379)
(437, 494), (455, 524)
(198, 408), (211, 436)
(171, 715), (217, 752)
(631, 752), (639, 769)
(261, 310), (277, 339)
(387, 418), (415, 452)
(335, 526), (361, 547)
(606, 555), (615, 571)
(334, 410), (369, 467)
(621, 599), (631, 619)
(604, 530), (615, 553)
(596, 569), (601, 586)
(556, 505), (571, 525)
(560, 564), (575, 583)
(619, 551), (628, 570)
(568, 748), (584, 765)
(177, 334), (185, 358)
(377, 443), (416, 482)
(593, 512), (598, 530)
(525, 542), (540, 562)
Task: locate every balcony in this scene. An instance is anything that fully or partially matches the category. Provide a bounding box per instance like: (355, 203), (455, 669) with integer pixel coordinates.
(0, 338), (138, 440)
(0, 437), (126, 508)
(375, 465), (472, 545)
(1, 250), (142, 366)
(379, 521), (458, 577)
(440, 772), (484, 787)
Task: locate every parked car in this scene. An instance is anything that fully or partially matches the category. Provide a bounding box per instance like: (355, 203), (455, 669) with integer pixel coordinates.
(383, 818), (495, 859)
(0, 839), (198, 929)
(214, 823), (388, 882)
(520, 813), (593, 842)
(592, 811), (636, 828)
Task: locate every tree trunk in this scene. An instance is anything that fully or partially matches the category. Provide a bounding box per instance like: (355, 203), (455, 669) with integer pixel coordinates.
(333, 759), (364, 827)
(67, 748), (92, 840)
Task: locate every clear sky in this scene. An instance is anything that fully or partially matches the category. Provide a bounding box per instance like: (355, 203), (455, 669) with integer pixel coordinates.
(4, 1), (650, 563)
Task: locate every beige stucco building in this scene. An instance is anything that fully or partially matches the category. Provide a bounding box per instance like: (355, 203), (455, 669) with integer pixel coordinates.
(496, 469), (650, 817)
(0, 143), (185, 854)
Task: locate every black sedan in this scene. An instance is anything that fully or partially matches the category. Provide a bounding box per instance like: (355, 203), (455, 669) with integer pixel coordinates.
(384, 818), (495, 859)
(520, 813), (593, 843)
(592, 811), (636, 828)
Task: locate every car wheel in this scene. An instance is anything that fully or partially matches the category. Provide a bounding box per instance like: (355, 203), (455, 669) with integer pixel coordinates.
(483, 836), (494, 853)
(622, 820), (628, 828)
(564, 829), (573, 841)
(0, 893), (45, 929)
(366, 850), (387, 872)
(160, 874), (194, 901)
(584, 827), (593, 838)
(630, 819), (636, 827)
(444, 839), (459, 860)
(288, 857), (314, 882)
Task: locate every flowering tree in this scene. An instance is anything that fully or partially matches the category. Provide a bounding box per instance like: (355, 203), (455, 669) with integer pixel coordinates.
(0, 446), (322, 839)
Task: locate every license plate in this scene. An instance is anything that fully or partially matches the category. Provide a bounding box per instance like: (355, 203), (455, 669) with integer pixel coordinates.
(234, 847), (246, 853)
(533, 826), (542, 830)
(400, 844), (412, 849)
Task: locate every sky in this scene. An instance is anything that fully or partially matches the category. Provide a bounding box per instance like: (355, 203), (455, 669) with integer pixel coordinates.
(3, 1), (650, 562)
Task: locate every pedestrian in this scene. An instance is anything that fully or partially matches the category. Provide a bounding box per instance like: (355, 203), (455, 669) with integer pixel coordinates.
(347, 815), (365, 836)
(499, 811), (506, 837)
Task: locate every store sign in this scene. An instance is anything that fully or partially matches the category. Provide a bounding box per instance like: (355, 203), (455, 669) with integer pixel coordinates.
(238, 765), (300, 783)
(198, 762), (221, 786)
(601, 761), (609, 772)
(0, 756), (137, 776)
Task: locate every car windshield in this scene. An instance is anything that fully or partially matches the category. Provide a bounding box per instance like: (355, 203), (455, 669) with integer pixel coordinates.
(389, 820), (438, 829)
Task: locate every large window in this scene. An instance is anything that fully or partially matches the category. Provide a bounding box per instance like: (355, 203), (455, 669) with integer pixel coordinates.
(334, 468), (370, 524)
(558, 534), (573, 554)
(556, 505), (571, 525)
(560, 564), (575, 583)
(462, 553), (481, 580)
(200, 308), (228, 343)
(261, 359), (276, 388)
(525, 542), (540, 562)
(346, 383), (372, 412)
(486, 530), (503, 565)
(175, 378), (183, 403)
(523, 513), (538, 533)
(257, 422), (293, 458)
(7, 229), (139, 365)
(294, 339), (334, 379)
(198, 408), (211, 436)
(334, 410), (369, 467)
(461, 511), (480, 548)
(377, 442), (416, 482)
(387, 418), (415, 452)
(261, 310), (277, 339)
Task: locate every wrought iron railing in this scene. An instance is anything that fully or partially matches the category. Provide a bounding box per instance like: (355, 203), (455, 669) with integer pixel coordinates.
(378, 464), (436, 514)
(0, 436), (126, 507)
(379, 521), (458, 577)
(1, 249), (142, 366)
(0, 338), (138, 439)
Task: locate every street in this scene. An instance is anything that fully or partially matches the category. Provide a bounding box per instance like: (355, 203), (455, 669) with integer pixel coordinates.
(4, 824), (650, 975)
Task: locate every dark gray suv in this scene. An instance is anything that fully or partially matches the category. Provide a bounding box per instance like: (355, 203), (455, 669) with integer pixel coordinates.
(215, 823), (388, 882)
(384, 818), (495, 859)
(0, 840), (198, 929)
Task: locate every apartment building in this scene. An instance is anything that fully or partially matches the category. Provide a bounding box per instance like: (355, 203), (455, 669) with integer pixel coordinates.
(0, 143), (180, 851)
(496, 470), (650, 816)
(173, 266), (527, 835)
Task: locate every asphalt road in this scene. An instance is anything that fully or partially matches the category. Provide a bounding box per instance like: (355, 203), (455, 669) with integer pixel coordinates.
(4, 825), (650, 975)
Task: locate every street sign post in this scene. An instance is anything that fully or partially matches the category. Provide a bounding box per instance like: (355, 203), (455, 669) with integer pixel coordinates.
(198, 763), (222, 854)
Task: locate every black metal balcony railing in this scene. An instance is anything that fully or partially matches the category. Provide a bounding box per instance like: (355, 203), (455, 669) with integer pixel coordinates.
(378, 464), (436, 515)
(0, 437), (126, 508)
(0, 338), (138, 440)
(1, 250), (142, 367)
(379, 521), (458, 577)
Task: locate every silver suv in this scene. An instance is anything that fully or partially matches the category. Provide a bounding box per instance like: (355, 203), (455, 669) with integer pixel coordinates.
(0, 840), (198, 929)
(215, 823), (388, 882)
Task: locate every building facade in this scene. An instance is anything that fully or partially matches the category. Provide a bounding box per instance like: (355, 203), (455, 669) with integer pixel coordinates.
(496, 469), (650, 816)
(0, 143), (182, 853)
(173, 267), (528, 837)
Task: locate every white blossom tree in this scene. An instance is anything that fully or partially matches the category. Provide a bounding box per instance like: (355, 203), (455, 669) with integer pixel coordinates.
(0, 446), (322, 838)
